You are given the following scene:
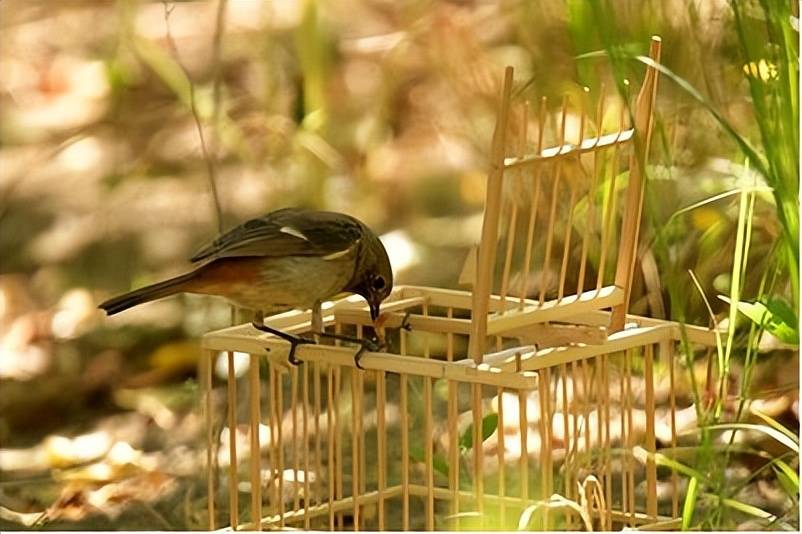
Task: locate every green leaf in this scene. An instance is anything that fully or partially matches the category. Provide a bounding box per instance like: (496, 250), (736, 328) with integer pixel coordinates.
(773, 462), (799, 501)
(409, 446), (449, 478)
(433, 453), (449, 478)
(703, 423), (799, 454)
(459, 413), (499, 451)
(681, 476), (699, 531)
(719, 296), (799, 345)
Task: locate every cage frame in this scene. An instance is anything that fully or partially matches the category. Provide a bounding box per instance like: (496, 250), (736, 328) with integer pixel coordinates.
(199, 35), (705, 531)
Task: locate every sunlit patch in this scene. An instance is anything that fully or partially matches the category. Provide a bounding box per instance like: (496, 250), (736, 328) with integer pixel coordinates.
(743, 59), (779, 81)
(379, 230), (419, 273)
(214, 351), (250, 379)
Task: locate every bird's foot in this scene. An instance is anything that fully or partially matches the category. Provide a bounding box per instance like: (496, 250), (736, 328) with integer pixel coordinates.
(353, 337), (383, 370)
(400, 310), (413, 332)
(313, 331), (384, 370)
(252, 321), (315, 366)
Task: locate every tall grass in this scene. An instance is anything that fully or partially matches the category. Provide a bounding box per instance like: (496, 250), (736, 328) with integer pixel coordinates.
(568, 0), (799, 529)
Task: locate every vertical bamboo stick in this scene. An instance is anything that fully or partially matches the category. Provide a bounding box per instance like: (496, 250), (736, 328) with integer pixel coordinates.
(668, 341), (679, 518)
(291, 367), (299, 512)
(469, 66), (515, 363)
(313, 362), (322, 511)
(248, 353), (261, 531)
(539, 97), (569, 305)
(601, 354), (612, 530)
(540, 368), (553, 529)
(326, 366), (335, 529)
(577, 87), (600, 296)
(274, 368), (285, 527)
(497, 386), (506, 527)
(472, 383), (484, 526)
(377, 370), (387, 530)
(626, 351), (635, 527)
(423, 304), (434, 531)
(519, 97), (547, 309)
(644, 344), (657, 518)
(446, 309), (460, 526)
(557, 186), (577, 302)
(611, 36), (662, 331)
(400, 323), (409, 530)
(351, 370), (361, 530)
(302, 364), (310, 530)
(560, 363), (572, 527)
(205, 350), (216, 530)
(519, 383), (529, 509)
(401, 373), (410, 530)
(596, 102), (626, 292)
(335, 367), (344, 529)
(227, 352), (239, 530)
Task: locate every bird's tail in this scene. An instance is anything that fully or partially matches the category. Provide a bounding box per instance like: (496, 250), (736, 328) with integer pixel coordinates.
(98, 271), (197, 315)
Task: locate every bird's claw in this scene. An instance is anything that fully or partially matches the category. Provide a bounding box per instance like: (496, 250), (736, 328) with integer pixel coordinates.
(353, 336), (383, 370)
(251, 320), (315, 365)
(400, 310), (413, 332)
(286, 336), (315, 366)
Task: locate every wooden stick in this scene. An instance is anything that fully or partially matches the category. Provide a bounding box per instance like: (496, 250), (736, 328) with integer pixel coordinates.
(667, 340), (678, 518)
(539, 96), (569, 305)
(377, 370), (387, 530)
(313, 362), (322, 515)
(472, 383), (484, 526)
(275, 368), (284, 527)
(577, 86), (601, 296)
(560, 363), (572, 528)
(302, 363), (310, 529)
(540, 368), (553, 529)
(519, 383), (529, 509)
(248, 353), (261, 531)
(423, 304), (435, 531)
(611, 36), (662, 331)
(290, 366), (299, 512)
(227, 352), (239, 530)
(334, 366), (344, 529)
(326, 366), (335, 529)
(446, 310), (460, 527)
(401, 373), (410, 530)
(557, 185), (577, 302)
(502, 128), (634, 169)
(205, 350), (216, 530)
(469, 66), (515, 364)
(497, 386), (506, 526)
(519, 97), (547, 309)
(602, 354), (612, 530)
(351, 370), (361, 530)
(626, 350), (636, 527)
(644, 344), (657, 518)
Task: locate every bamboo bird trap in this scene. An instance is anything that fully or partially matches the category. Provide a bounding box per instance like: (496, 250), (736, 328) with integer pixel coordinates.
(200, 36), (711, 531)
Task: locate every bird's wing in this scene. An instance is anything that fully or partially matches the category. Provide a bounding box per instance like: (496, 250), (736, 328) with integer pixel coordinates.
(190, 208), (364, 263)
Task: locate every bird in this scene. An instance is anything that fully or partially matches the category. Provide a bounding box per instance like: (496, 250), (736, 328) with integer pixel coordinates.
(98, 207), (394, 366)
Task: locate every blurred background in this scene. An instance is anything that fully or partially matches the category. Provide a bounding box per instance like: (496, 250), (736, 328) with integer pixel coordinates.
(0, 0), (798, 530)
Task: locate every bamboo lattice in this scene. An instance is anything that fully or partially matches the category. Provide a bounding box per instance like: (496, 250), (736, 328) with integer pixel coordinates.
(200, 36), (708, 531)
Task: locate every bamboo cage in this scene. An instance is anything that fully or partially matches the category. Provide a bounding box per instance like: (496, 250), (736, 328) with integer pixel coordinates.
(200, 36), (712, 531)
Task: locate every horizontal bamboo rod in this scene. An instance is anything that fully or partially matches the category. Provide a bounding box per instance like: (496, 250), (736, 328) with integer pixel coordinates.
(486, 285), (624, 335)
(201, 335), (539, 388)
(486, 324), (673, 371)
(247, 486), (403, 530)
(503, 128), (634, 169)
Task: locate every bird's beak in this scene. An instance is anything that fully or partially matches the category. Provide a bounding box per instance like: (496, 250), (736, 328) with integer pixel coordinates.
(369, 300), (380, 322)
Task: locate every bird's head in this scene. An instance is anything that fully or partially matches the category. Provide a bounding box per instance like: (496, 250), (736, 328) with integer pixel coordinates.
(348, 231), (393, 321)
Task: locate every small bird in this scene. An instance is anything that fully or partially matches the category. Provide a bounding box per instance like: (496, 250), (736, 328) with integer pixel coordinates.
(99, 207), (394, 366)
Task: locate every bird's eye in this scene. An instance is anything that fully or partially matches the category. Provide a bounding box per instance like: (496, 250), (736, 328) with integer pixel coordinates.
(372, 276), (386, 291)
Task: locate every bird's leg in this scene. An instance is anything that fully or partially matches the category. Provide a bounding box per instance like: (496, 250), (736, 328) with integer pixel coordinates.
(310, 331), (383, 370)
(252, 311), (314, 366)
